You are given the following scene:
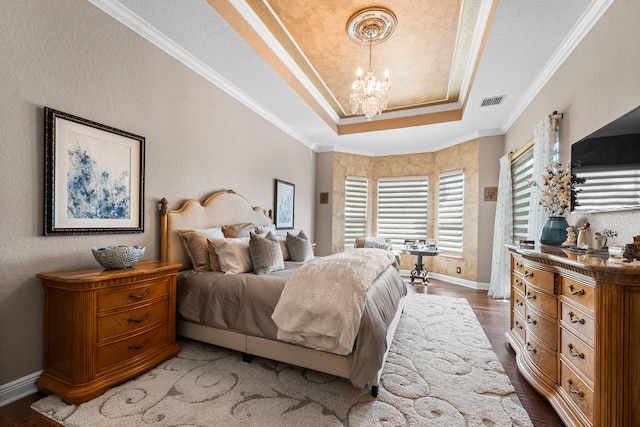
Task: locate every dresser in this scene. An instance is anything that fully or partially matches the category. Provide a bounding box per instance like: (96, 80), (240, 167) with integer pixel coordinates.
(36, 260), (182, 404)
(506, 246), (640, 427)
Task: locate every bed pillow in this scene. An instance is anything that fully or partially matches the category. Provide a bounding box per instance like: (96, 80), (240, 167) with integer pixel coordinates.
(178, 227), (225, 270)
(208, 237), (252, 274)
(255, 224), (277, 235)
(286, 230), (314, 263)
(222, 223), (254, 238)
(249, 232), (284, 275)
(265, 232), (289, 261)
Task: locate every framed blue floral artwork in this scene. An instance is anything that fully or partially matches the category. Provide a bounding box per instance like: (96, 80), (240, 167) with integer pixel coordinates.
(274, 179), (294, 230)
(44, 107), (145, 235)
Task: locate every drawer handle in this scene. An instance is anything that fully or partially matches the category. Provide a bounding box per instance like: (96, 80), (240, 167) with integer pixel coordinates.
(567, 379), (584, 398)
(515, 279), (522, 287)
(526, 292), (537, 300)
(524, 271), (534, 278)
(515, 299), (523, 307)
(568, 284), (585, 296)
(515, 321), (523, 330)
(515, 262), (523, 269)
(567, 311), (586, 324)
(526, 342), (537, 353)
(128, 338), (150, 351)
(526, 315), (537, 325)
(128, 312), (150, 323)
(568, 343), (585, 359)
(129, 289), (151, 301)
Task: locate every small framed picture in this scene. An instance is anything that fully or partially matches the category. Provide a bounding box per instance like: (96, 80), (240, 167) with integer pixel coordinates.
(44, 107), (145, 235)
(274, 179), (294, 229)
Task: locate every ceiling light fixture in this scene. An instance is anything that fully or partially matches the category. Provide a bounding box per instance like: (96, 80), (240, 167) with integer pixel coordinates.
(347, 7), (396, 120)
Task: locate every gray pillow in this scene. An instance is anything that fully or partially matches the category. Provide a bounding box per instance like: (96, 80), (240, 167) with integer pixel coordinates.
(249, 232), (284, 274)
(286, 230), (314, 263)
(265, 232), (289, 261)
(178, 227), (225, 270)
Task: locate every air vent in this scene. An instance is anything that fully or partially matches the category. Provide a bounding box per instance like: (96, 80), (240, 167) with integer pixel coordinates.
(480, 95), (506, 107)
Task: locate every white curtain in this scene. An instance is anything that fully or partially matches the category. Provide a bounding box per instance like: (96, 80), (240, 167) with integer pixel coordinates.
(488, 155), (513, 299)
(528, 117), (554, 241)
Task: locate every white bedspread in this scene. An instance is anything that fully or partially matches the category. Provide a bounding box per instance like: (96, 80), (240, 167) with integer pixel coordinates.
(271, 248), (396, 355)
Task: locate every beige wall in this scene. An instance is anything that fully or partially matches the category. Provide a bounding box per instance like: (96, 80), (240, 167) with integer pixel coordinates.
(324, 138), (501, 282)
(0, 2), (314, 387)
(504, 0), (640, 246)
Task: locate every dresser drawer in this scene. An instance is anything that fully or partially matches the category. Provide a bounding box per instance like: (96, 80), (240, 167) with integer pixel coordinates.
(523, 264), (556, 294)
(560, 302), (595, 344)
(525, 286), (557, 318)
(525, 335), (557, 382)
(513, 290), (526, 318)
(98, 300), (169, 341)
(561, 277), (594, 312)
(97, 325), (169, 372)
(560, 327), (595, 384)
(513, 275), (526, 295)
(512, 310), (526, 342)
(513, 256), (525, 275)
(98, 278), (169, 311)
(560, 361), (594, 424)
(525, 307), (557, 350)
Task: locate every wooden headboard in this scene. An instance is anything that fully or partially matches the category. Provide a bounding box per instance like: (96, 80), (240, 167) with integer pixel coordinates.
(159, 189), (273, 268)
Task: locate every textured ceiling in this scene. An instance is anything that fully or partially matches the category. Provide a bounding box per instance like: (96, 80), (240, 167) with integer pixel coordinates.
(92, 0), (608, 155)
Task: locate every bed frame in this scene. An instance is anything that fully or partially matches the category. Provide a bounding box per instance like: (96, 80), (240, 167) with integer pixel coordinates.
(159, 189), (405, 396)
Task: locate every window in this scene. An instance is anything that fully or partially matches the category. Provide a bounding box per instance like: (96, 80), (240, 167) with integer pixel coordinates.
(377, 177), (428, 249)
(344, 176), (368, 250)
(511, 144), (534, 243)
(437, 171), (464, 256)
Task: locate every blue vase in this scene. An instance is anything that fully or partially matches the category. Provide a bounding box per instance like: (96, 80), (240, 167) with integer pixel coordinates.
(540, 216), (569, 246)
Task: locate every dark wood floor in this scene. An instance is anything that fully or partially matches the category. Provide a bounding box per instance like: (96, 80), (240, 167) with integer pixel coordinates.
(0, 278), (565, 426)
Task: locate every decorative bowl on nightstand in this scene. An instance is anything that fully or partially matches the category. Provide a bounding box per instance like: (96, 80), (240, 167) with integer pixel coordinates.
(92, 245), (145, 269)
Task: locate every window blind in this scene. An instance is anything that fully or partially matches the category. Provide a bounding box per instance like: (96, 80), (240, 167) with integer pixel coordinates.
(572, 166), (640, 212)
(376, 177), (428, 249)
(511, 146), (534, 243)
(437, 171), (464, 256)
(344, 176), (368, 250)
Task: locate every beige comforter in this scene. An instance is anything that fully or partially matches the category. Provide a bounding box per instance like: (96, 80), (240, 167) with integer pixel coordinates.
(272, 249), (397, 355)
(176, 255), (406, 388)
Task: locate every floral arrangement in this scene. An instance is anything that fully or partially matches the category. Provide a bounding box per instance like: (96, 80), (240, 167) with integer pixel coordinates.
(595, 228), (618, 247)
(529, 162), (572, 216)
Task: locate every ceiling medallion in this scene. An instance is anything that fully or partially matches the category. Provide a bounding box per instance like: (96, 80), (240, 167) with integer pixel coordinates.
(347, 7), (396, 120)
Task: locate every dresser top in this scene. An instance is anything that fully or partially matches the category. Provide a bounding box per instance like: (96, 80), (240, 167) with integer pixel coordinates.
(37, 260), (182, 284)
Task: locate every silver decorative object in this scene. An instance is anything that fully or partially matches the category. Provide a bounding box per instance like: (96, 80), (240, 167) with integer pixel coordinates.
(92, 245), (145, 269)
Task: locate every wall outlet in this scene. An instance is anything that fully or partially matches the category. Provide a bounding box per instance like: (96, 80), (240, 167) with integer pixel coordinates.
(456, 267), (461, 274)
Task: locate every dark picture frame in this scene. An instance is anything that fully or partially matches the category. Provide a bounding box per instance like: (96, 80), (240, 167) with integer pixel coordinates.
(274, 179), (295, 229)
(44, 107), (145, 235)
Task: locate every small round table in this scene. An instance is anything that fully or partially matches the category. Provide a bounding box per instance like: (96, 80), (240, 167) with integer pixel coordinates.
(401, 248), (440, 285)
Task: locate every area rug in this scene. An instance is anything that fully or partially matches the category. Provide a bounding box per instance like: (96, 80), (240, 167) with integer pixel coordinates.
(32, 294), (532, 426)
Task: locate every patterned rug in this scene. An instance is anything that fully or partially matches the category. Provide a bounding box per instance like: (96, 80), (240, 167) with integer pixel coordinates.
(32, 294), (532, 426)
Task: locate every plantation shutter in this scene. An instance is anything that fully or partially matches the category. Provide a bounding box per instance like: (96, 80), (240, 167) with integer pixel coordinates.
(511, 146), (534, 243)
(377, 177), (429, 249)
(344, 176), (368, 250)
(437, 170), (464, 257)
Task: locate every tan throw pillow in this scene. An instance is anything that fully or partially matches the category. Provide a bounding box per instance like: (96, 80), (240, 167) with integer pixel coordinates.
(222, 223), (254, 238)
(178, 227), (225, 270)
(286, 230), (314, 263)
(249, 232), (284, 275)
(209, 237), (252, 274)
(255, 224), (277, 235)
(265, 232), (289, 261)
(207, 237), (249, 272)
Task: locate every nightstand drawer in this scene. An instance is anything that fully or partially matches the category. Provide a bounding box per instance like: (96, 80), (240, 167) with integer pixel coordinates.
(98, 300), (169, 341)
(98, 278), (168, 311)
(97, 325), (168, 371)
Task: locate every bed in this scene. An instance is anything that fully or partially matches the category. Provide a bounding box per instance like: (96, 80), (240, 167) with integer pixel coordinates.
(159, 189), (406, 396)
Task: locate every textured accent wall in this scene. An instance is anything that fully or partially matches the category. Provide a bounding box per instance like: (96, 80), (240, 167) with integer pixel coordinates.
(0, 1), (314, 387)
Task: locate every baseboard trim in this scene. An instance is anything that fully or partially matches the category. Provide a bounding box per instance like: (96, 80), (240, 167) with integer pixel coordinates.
(0, 371), (41, 407)
(401, 269), (489, 290)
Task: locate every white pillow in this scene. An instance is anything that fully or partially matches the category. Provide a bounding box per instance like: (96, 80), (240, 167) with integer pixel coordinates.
(209, 237), (252, 274)
(178, 227), (225, 270)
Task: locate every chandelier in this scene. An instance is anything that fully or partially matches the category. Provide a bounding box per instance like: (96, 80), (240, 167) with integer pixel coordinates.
(347, 7), (397, 120)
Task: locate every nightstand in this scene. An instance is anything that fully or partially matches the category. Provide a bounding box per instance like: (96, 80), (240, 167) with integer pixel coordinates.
(36, 260), (181, 404)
